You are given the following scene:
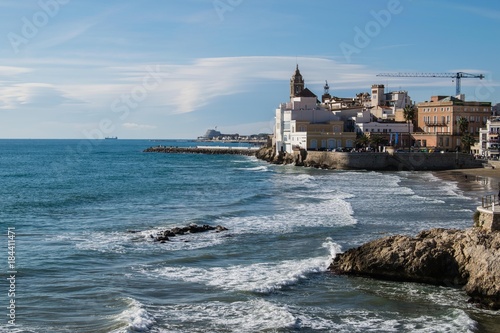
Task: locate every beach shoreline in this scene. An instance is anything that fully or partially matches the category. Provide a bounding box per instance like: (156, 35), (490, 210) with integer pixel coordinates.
(433, 168), (500, 201)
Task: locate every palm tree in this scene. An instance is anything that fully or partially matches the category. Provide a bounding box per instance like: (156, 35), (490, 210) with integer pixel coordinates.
(457, 117), (470, 152)
(356, 133), (370, 150)
(370, 134), (387, 152)
(461, 134), (476, 153)
(403, 105), (416, 151)
(457, 116), (469, 135)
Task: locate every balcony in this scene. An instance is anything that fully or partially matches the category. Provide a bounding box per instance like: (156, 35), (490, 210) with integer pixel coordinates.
(424, 121), (448, 126)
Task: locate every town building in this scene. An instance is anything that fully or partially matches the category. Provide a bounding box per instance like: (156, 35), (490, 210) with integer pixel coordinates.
(478, 117), (500, 159)
(275, 66), (356, 153)
(413, 95), (491, 151)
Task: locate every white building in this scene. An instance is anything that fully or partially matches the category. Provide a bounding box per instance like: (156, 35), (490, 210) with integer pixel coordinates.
(275, 66), (356, 154)
(479, 117), (500, 159)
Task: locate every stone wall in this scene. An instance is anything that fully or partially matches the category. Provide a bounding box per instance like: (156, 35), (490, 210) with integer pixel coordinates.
(292, 151), (483, 171)
(476, 207), (500, 232)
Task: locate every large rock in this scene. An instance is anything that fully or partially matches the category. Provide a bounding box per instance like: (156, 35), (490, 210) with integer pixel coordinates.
(329, 228), (500, 310)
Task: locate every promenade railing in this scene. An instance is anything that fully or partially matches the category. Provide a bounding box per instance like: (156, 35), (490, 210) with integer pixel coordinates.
(481, 194), (499, 209)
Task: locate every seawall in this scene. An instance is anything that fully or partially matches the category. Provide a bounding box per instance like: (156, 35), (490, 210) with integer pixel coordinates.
(145, 146), (484, 171)
(256, 147), (484, 171)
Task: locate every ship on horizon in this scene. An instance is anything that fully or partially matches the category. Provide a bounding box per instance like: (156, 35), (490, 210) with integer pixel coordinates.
(104, 136), (118, 140)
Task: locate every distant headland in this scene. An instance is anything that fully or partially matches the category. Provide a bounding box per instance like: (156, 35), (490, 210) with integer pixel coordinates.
(197, 128), (269, 145)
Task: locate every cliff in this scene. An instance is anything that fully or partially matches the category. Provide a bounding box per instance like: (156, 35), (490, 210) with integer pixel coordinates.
(329, 228), (500, 310)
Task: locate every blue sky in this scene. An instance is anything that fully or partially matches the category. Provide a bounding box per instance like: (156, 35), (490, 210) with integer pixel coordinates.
(0, 0), (499, 139)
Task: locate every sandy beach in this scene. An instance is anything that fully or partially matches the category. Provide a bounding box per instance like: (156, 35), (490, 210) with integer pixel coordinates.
(433, 167), (500, 198)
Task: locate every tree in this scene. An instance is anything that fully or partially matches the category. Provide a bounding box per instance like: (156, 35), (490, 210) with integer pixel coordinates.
(403, 105), (416, 150)
(356, 133), (370, 149)
(457, 117), (471, 152)
(370, 134), (387, 152)
(457, 116), (469, 135)
(461, 134), (476, 153)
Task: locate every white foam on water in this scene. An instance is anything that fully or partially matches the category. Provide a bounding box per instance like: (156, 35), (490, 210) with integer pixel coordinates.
(290, 307), (478, 333)
(219, 190), (357, 235)
(415, 172), (472, 200)
(110, 298), (156, 333)
(52, 227), (226, 254)
(143, 239), (341, 294)
(235, 165), (269, 172)
(0, 326), (39, 333)
(152, 299), (297, 333)
(140, 300), (477, 333)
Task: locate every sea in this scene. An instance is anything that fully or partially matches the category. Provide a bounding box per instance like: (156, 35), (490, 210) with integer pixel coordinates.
(0, 139), (499, 333)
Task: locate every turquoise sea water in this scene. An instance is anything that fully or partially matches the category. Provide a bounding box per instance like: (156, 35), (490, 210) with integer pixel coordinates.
(0, 139), (499, 333)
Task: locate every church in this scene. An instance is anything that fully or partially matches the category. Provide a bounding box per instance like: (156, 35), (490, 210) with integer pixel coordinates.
(274, 65), (357, 153)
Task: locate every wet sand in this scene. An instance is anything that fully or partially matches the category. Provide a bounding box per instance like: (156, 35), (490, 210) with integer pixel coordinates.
(433, 168), (500, 198)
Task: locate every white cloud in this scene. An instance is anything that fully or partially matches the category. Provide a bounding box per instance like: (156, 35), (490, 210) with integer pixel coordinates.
(101, 56), (380, 115)
(0, 66), (32, 76)
(122, 122), (157, 130)
(0, 83), (81, 110)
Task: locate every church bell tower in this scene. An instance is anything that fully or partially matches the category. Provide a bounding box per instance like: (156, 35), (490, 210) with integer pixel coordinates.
(290, 65), (304, 98)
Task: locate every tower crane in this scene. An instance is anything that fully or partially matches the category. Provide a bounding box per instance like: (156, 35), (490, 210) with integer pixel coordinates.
(376, 72), (485, 96)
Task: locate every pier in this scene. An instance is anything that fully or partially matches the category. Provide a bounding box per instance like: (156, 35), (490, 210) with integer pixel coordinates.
(144, 145), (259, 156)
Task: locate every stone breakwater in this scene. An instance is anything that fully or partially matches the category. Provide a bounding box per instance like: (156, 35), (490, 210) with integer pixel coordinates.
(144, 146), (258, 156)
(329, 228), (500, 310)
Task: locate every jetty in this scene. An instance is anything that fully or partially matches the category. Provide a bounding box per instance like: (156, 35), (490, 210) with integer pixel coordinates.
(144, 145), (259, 156)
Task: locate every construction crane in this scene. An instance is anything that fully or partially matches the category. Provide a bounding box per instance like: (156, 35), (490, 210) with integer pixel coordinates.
(376, 72), (485, 96)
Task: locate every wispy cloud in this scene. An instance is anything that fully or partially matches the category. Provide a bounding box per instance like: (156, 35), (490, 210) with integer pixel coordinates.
(0, 66), (32, 76)
(32, 16), (101, 50)
(122, 122), (157, 130)
(375, 43), (414, 51)
(449, 4), (500, 20)
(0, 83), (82, 110)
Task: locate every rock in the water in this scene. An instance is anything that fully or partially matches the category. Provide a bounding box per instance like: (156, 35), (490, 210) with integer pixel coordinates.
(329, 228), (500, 310)
(152, 224), (228, 242)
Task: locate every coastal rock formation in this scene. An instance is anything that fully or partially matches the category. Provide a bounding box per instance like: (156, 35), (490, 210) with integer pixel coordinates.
(150, 224), (228, 242)
(329, 228), (500, 310)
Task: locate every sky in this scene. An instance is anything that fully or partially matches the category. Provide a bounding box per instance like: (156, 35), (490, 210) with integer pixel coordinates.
(0, 0), (499, 139)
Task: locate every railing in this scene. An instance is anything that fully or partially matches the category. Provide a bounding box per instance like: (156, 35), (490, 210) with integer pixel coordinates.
(424, 121), (448, 126)
(482, 194), (499, 209)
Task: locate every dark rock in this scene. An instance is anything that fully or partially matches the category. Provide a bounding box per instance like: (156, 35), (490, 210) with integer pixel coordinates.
(151, 224), (228, 242)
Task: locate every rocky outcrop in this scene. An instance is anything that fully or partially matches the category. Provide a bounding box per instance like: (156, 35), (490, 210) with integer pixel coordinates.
(329, 228), (500, 310)
(148, 224), (228, 243)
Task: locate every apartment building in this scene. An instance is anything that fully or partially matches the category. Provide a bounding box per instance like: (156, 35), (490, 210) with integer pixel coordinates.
(413, 95), (491, 150)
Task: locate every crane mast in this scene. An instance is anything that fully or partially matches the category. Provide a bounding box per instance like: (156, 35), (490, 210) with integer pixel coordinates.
(376, 72), (485, 96)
